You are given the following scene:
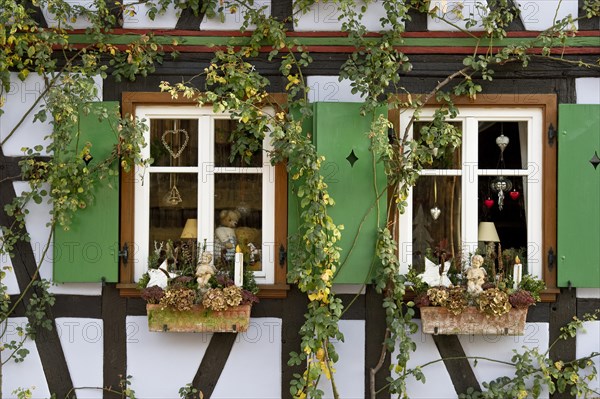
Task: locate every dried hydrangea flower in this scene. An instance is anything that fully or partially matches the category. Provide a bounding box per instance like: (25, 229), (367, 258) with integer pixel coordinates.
(223, 285), (242, 307)
(202, 288), (228, 311)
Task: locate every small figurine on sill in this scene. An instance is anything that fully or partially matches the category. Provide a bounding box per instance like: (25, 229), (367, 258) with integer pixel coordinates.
(195, 251), (215, 289)
(467, 254), (486, 295)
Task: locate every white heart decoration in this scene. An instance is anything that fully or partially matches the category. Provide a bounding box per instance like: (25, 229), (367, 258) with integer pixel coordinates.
(161, 129), (189, 159)
(430, 206), (441, 221)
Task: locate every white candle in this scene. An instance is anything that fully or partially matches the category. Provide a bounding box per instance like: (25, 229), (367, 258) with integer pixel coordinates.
(234, 245), (244, 287)
(513, 257), (522, 289)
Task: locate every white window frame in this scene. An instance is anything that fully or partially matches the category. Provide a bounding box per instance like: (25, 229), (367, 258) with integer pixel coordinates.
(133, 105), (276, 285)
(398, 107), (543, 279)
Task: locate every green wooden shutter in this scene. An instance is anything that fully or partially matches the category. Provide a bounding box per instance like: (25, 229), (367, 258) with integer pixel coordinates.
(288, 102), (387, 284)
(53, 102), (120, 283)
(557, 104), (600, 287)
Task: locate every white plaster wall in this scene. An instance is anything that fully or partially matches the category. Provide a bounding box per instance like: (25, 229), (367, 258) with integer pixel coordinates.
(212, 318), (282, 398)
(126, 316), (213, 398)
(427, 0), (487, 31)
(576, 321), (600, 396)
(576, 78), (600, 105)
(200, 1), (272, 31)
(295, 1), (391, 32)
(55, 318), (104, 399)
(41, 0), (95, 29)
(307, 76), (365, 103)
(515, 0), (578, 31)
(316, 320), (365, 399)
(122, 0), (179, 29)
(0, 73), (102, 156)
(13, 181), (102, 295)
(1, 317), (51, 399)
(392, 320), (455, 399)
(577, 288), (600, 298)
(459, 322), (550, 398)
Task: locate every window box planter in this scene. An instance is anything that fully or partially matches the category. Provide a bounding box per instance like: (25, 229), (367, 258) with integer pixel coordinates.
(146, 303), (251, 333)
(420, 306), (528, 335)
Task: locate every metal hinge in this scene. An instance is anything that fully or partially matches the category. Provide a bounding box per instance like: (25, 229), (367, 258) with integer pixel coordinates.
(548, 124), (557, 146)
(119, 242), (129, 266)
(547, 247), (555, 271)
(279, 244), (287, 268)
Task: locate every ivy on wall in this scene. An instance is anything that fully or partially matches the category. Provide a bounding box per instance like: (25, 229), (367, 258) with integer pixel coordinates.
(1, 0), (599, 398)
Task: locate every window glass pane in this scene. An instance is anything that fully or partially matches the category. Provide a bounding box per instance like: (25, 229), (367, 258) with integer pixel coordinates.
(478, 175), (528, 274)
(150, 119), (198, 167)
(214, 173), (263, 271)
(149, 173), (198, 253)
(214, 119), (262, 167)
(412, 176), (462, 273)
(414, 121), (462, 169)
(478, 121), (527, 169)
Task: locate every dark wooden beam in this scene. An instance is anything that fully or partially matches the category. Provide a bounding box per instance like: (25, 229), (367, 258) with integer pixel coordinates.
(550, 289), (577, 399)
(0, 146), (74, 399)
(24, 0), (48, 28)
(175, 6), (205, 30)
(576, 298), (600, 319)
(10, 295), (102, 318)
(281, 287), (308, 398)
(365, 285), (390, 398)
(272, 0), (294, 31)
(579, 0), (600, 31)
(192, 333), (238, 397)
(432, 335), (482, 395)
(102, 284), (127, 399)
(488, 0), (526, 31)
(405, 9), (428, 32)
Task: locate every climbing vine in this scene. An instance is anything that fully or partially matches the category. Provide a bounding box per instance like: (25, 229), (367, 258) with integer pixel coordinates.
(1, 0), (599, 398)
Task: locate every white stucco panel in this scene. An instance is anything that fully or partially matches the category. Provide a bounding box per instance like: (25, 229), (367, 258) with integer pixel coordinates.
(13, 181), (102, 295)
(0, 73), (52, 156)
(212, 318), (282, 399)
(576, 78), (600, 105)
(459, 322), (550, 397)
(126, 316), (213, 399)
(41, 0), (95, 29)
(122, 0), (179, 29)
(576, 321), (600, 396)
(316, 320), (365, 399)
(1, 317), (51, 399)
(55, 318), (103, 399)
(201, 1), (272, 31)
(295, 1), (392, 32)
(392, 320), (455, 399)
(515, 0), (578, 31)
(307, 76), (365, 103)
(427, 0), (487, 31)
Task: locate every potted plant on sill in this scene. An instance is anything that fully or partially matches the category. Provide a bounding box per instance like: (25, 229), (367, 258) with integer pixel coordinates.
(408, 248), (545, 336)
(138, 240), (259, 333)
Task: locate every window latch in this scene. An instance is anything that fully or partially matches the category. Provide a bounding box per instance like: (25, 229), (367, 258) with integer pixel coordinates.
(279, 244), (287, 268)
(547, 124), (557, 146)
(547, 247), (555, 271)
(119, 242), (129, 266)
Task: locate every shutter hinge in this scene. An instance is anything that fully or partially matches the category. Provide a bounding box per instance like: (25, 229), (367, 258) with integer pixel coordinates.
(547, 247), (555, 271)
(119, 242), (129, 266)
(547, 124), (557, 146)
(279, 244), (287, 268)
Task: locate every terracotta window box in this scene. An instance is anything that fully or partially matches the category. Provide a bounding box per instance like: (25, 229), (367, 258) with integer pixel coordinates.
(420, 306), (528, 335)
(147, 304), (251, 333)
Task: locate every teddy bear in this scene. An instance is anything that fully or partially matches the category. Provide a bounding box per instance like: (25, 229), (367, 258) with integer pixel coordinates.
(214, 209), (240, 262)
(195, 251), (215, 288)
(467, 254), (486, 295)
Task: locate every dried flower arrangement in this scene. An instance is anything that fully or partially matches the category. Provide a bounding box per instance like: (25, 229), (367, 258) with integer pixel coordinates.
(408, 247), (545, 334)
(138, 240), (259, 332)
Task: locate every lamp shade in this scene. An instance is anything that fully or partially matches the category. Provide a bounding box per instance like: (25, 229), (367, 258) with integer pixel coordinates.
(478, 221), (500, 242)
(180, 218), (198, 239)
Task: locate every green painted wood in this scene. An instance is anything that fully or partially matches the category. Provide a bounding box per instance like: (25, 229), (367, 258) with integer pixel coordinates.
(557, 104), (600, 287)
(314, 102), (387, 283)
(53, 102), (120, 283)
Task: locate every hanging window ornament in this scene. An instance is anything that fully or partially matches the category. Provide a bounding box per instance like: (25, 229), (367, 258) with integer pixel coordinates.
(162, 120), (185, 207)
(164, 184), (183, 206)
(509, 188), (520, 200)
(484, 197), (495, 209)
(490, 123), (513, 211)
(430, 178), (441, 221)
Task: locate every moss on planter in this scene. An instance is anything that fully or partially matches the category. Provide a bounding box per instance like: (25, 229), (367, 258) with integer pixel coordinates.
(147, 304), (251, 333)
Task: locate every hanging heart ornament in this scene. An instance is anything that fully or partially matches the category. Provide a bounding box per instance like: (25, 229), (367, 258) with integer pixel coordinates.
(430, 206), (441, 221)
(510, 190), (520, 200)
(162, 129), (189, 159)
(484, 198), (494, 208)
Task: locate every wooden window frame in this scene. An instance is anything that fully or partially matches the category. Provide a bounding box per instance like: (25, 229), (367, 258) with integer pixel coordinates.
(117, 92), (289, 298)
(390, 94), (559, 302)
